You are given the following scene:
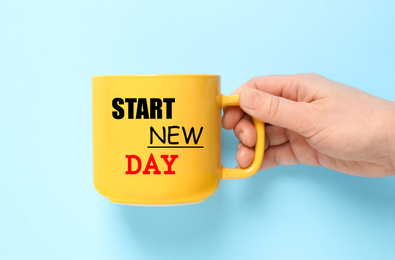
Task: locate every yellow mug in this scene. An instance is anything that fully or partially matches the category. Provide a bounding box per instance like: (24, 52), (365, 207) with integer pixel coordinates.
(92, 74), (265, 205)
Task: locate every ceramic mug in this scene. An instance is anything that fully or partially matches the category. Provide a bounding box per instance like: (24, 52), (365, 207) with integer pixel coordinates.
(92, 74), (265, 205)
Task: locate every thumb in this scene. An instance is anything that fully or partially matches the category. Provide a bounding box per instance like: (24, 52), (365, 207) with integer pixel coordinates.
(239, 88), (313, 135)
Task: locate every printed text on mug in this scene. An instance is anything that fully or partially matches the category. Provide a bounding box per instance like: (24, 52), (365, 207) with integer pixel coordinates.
(112, 98), (204, 175)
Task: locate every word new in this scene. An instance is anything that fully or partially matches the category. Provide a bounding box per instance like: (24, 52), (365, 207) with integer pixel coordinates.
(125, 154), (178, 174)
(112, 98), (175, 119)
(150, 126), (203, 144)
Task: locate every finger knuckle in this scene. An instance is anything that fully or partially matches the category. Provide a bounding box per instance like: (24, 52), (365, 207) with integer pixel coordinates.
(246, 76), (262, 89)
(297, 73), (323, 80)
(267, 95), (281, 121)
(272, 149), (282, 166)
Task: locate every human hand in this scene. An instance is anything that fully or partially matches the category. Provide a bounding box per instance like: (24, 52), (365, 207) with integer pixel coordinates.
(222, 74), (395, 177)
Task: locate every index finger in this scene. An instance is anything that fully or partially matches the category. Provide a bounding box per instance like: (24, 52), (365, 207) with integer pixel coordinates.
(232, 73), (325, 102)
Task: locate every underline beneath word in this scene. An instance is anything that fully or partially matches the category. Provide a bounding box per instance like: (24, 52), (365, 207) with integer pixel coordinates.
(147, 146), (204, 149)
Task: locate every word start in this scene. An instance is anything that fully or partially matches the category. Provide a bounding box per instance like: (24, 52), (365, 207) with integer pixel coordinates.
(112, 97), (204, 175)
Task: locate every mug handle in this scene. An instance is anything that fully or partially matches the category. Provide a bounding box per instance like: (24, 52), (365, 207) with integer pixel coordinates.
(221, 95), (265, 180)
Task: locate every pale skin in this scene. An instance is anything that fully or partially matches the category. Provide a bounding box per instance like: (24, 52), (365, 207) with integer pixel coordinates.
(222, 73), (395, 177)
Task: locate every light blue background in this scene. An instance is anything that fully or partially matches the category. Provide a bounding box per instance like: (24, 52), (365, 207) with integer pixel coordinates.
(1, 0), (395, 259)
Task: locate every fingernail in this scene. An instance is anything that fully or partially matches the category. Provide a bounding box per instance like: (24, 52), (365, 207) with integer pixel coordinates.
(240, 89), (260, 109)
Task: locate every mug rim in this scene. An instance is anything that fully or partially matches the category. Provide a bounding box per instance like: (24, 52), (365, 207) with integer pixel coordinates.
(92, 74), (220, 78)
